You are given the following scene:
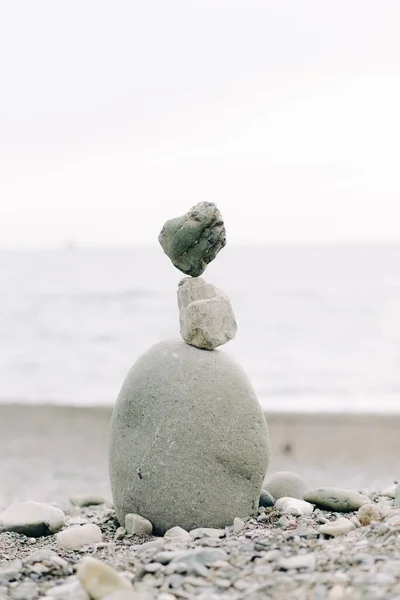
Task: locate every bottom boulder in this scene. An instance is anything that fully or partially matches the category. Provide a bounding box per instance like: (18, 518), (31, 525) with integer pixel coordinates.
(109, 339), (270, 535)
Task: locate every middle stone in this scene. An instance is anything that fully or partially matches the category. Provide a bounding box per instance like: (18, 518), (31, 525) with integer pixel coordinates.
(178, 277), (237, 350)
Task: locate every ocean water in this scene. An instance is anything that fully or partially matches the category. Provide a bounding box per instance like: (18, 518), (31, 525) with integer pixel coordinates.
(1, 245), (400, 413)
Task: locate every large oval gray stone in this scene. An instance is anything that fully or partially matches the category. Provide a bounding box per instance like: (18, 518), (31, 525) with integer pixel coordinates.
(109, 339), (269, 535)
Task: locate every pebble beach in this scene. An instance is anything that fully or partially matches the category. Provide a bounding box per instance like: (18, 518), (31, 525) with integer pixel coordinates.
(1, 404), (400, 599)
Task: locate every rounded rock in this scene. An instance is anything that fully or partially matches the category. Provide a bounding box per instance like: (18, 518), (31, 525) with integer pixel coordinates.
(0, 502), (65, 537)
(263, 471), (307, 500)
(259, 489), (275, 507)
(303, 488), (369, 512)
(109, 339), (270, 535)
(275, 497), (314, 516)
(56, 524), (103, 550)
(124, 514), (153, 536)
(158, 202), (226, 277)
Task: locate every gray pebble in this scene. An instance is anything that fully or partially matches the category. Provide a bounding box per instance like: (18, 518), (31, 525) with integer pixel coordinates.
(259, 490), (275, 507)
(158, 202), (226, 276)
(303, 487), (369, 512)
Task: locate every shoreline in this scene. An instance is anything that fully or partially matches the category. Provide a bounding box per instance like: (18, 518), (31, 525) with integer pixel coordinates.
(0, 404), (398, 508)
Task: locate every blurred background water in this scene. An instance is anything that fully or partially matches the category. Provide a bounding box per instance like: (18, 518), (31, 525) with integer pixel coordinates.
(1, 244), (400, 413)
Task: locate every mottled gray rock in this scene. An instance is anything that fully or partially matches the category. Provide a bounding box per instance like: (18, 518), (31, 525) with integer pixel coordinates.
(109, 339), (270, 535)
(303, 488), (369, 512)
(357, 502), (387, 525)
(0, 502), (65, 537)
(259, 489), (275, 507)
(264, 471), (307, 500)
(178, 277), (237, 350)
(158, 202), (226, 276)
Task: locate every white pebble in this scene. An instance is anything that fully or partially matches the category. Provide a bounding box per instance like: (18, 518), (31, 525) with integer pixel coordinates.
(76, 557), (132, 600)
(232, 517), (245, 533)
(275, 497), (314, 516)
(45, 577), (89, 599)
(319, 517), (356, 537)
(0, 502), (65, 536)
(56, 524), (103, 550)
(189, 527), (225, 539)
(124, 514), (153, 536)
(164, 526), (190, 540)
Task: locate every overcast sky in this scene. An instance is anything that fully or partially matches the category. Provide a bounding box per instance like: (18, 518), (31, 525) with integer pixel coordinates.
(1, 0), (400, 247)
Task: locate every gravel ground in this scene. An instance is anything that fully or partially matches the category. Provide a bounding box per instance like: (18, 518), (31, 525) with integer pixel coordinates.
(1, 491), (400, 600)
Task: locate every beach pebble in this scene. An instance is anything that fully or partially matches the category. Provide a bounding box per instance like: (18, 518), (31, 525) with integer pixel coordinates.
(357, 502), (387, 525)
(0, 501), (65, 537)
(189, 527), (225, 539)
(259, 489), (275, 507)
(56, 524), (103, 550)
(381, 484), (396, 498)
(233, 517), (245, 533)
(278, 553), (316, 571)
(264, 471), (307, 500)
(303, 488), (369, 512)
(275, 497), (314, 516)
(109, 339), (269, 534)
(170, 548), (228, 576)
(395, 482), (400, 507)
(69, 494), (110, 507)
(45, 577), (89, 599)
(385, 513), (400, 526)
(125, 514), (153, 536)
(158, 201), (226, 277)
(319, 517), (356, 537)
(104, 593), (153, 600)
(164, 526), (190, 540)
(177, 277), (237, 350)
(76, 557), (132, 600)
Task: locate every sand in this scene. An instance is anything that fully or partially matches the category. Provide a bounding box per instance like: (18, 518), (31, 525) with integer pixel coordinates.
(0, 404), (398, 508)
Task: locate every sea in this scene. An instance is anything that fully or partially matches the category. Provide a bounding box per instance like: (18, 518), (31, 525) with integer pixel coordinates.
(1, 245), (400, 413)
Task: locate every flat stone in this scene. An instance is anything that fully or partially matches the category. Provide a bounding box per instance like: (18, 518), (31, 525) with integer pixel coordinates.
(109, 339), (270, 535)
(319, 517), (356, 537)
(170, 548), (228, 576)
(386, 513), (400, 526)
(76, 557), (132, 600)
(69, 494), (110, 507)
(278, 553), (316, 570)
(303, 488), (369, 512)
(125, 514), (153, 536)
(56, 524), (103, 550)
(177, 277), (237, 350)
(264, 471), (307, 500)
(259, 489), (275, 507)
(0, 502), (65, 537)
(189, 527), (225, 539)
(158, 202), (226, 276)
(275, 497), (314, 516)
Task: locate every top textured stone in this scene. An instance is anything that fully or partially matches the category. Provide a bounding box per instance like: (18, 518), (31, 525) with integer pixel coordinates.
(158, 202), (226, 276)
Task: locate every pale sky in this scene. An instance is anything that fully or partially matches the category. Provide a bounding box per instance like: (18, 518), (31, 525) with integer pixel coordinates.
(1, 0), (400, 247)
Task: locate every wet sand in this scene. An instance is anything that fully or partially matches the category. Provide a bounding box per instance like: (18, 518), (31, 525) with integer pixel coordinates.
(0, 404), (398, 508)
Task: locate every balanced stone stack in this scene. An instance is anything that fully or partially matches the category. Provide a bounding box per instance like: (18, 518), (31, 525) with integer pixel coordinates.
(109, 202), (270, 535)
